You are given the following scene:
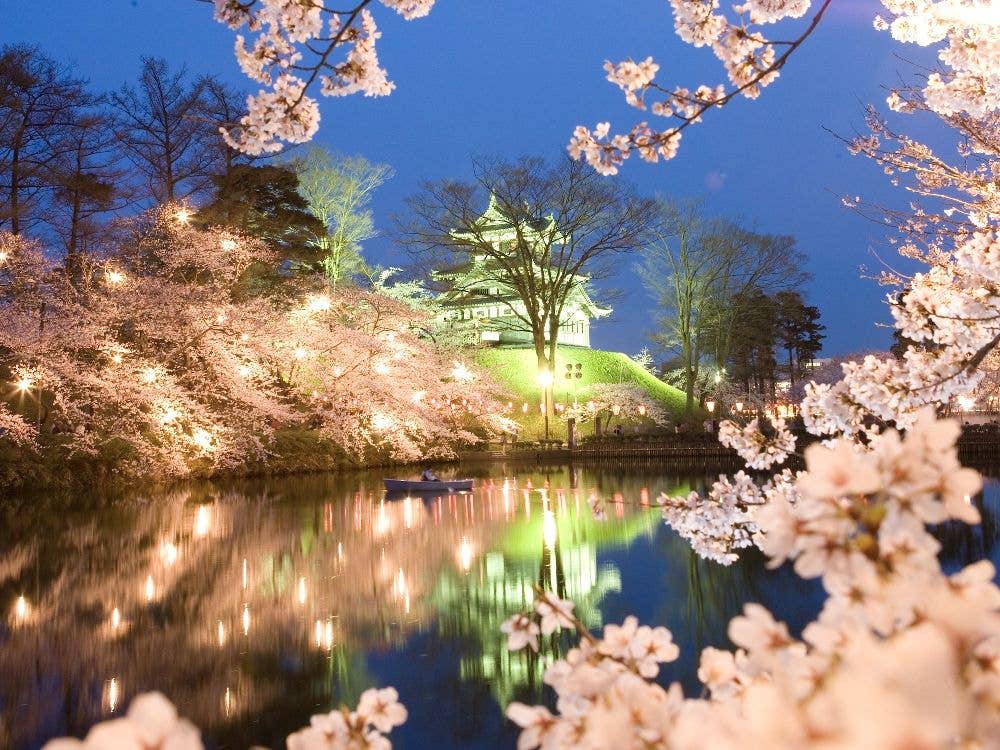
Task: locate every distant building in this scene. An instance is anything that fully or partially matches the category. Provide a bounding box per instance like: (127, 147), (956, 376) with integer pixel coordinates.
(433, 196), (610, 348)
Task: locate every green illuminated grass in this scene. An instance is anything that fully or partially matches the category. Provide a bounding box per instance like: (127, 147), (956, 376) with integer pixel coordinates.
(472, 346), (686, 440)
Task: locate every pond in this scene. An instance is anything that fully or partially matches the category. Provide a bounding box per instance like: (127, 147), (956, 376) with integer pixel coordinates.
(1, 461), (998, 750)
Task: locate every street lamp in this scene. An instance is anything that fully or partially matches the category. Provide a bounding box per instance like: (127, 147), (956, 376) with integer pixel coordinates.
(537, 369), (553, 441)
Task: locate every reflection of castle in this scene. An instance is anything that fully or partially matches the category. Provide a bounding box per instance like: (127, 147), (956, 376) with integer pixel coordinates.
(434, 196), (611, 348)
(429, 488), (656, 708)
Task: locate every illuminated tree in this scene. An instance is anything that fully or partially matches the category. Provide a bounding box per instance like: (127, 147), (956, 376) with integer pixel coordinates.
(291, 146), (392, 287)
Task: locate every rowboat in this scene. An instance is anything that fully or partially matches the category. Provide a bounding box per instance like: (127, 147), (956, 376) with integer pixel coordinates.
(383, 478), (474, 493)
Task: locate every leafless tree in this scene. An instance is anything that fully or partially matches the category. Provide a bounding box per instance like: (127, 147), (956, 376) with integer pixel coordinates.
(109, 57), (222, 204)
(0, 44), (89, 235)
(401, 156), (655, 376)
(640, 199), (809, 415)
(49, 108), (133, 287)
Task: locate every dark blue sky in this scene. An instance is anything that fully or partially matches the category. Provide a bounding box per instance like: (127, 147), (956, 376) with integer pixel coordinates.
(7, 1), (947, 356)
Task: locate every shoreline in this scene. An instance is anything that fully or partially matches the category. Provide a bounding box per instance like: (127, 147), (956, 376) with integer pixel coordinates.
(5, 428), (1000, 497)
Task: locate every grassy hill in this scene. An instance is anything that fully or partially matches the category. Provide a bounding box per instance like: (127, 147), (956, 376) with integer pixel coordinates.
(472, 346), (686, 440)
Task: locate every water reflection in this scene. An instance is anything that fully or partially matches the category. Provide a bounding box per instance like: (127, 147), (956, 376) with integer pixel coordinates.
(1, 466), (998, 750)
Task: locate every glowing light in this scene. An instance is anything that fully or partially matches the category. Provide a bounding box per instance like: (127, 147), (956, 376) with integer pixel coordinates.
(958, 395), (976, 412)
(411, 390), (426, 404)
(240, 333), (250, 343)
(220, 238), (237, 252)
(111, 607), (121, 630)
(217, 620), (226, 646)
(705, 400), (716, 413)
(110, 352), (123, 365)
(237, 364), (253, 378)
(536, 370), (553, 388)
(0, 249), (8, 264)
(105, 268), (126, 286)
(373, 361), (390, 375)
(158, 403), (180, 425)
(451, 361), (474, 382)
(297, 576), (307, 604)
(242, 605), (250, 635)
(194, 505), (212, 537)
(103, 677), (120, 713)
(215, 312), (227, 325)
(140, 367), (158, 385)
(543, 510), (558, 550)
(457, 538), (474, 571)
(13, 595), (27, 620)
(332, 366), (344, 378)
(192, 428), (214, 452)
(638, 404), (647, 416)
(294, 346), (308, 361)
(160, 541), (178, 566)
(14, 375), (33, 393)
(306, 294), (332, 313)
(174, 207), (191, 224)
(145, 576), (155, 602)
(522, 402), (529, 414)
(734, 401), (744, 412)
(372, 412), (394, 431)
(611, 403), (621, 416)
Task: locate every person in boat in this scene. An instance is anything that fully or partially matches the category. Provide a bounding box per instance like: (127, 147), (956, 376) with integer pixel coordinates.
(420, 467), (440, 482)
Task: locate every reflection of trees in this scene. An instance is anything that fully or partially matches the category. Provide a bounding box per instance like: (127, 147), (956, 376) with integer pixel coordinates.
(0, 476), (487, 748)
(0, 468), (663, 748)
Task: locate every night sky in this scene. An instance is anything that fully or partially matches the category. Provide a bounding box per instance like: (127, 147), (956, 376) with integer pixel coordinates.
(5, 1), (949, 356)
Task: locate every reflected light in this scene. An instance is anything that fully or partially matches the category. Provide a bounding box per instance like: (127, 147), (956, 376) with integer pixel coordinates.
(242, 605), (250, 635)
(375, 503), (390, 535)
(457, 538), (474, 571)
(543, 510), (558, 551)
(217, 620), (226, 647)
(13, 595), (28, 621)
(194, 505), (212, 537)
(242, 558), (248, 589)
(144, 575), (155, 602)
(403, 497), (414, 529)
(103, 677), (120, 713)
(297, 576), (307, 605)
(160, 541), (178, 567)
(958, 395), (976, 412)
(111, 607), (121, 630)
(315, 619), (335, 650)
(224, 687), (234, 717)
